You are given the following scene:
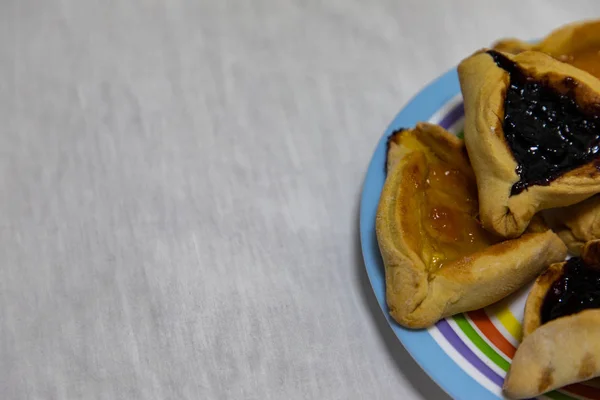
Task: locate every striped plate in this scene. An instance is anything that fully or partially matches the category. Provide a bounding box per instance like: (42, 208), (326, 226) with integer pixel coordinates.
(359, 68), (600, 400)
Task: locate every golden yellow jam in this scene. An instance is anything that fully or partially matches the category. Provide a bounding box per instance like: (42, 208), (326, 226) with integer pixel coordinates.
(397, 130), (500, 270)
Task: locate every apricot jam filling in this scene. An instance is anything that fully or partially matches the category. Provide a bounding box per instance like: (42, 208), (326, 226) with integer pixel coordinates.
(396, 130), (501, 271)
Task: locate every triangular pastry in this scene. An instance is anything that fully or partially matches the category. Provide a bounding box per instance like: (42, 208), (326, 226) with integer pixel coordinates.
(504, 240), (600, 398)
(459, 49), (600, 238)
(375, 122), (567, 328)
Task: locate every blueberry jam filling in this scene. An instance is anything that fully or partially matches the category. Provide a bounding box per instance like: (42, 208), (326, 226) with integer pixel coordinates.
(487, 50), (600, 196)
(540, 257), (600, 324)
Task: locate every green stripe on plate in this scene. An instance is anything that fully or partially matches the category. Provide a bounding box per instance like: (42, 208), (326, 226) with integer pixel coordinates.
(456, 129), (464, 139)
(453, 315), (576, 400)
(452, 314), (510, 372)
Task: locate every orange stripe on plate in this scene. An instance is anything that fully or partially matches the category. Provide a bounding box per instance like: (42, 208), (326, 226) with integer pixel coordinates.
(467, 310), (516, 359)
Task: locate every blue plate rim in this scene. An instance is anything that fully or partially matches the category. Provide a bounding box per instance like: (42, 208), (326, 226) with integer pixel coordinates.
(358, 67), (501, 400)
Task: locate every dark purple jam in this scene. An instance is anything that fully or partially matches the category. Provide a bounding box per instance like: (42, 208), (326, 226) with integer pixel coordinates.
(540, 257), (600, 324)
(487, 50), (600, 196)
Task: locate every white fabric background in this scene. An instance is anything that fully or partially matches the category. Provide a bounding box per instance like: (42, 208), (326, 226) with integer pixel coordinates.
(2, 1), (600, 399)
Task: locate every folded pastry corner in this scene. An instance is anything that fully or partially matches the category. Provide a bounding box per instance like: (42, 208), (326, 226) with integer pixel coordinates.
(504, 309), (600, 399)
(504, 240), (600, 398)
(544, 195), (600, 254)
(493, 19), (600, 78)
(375, 122), (567, 329)
(458, 49), (600, 238)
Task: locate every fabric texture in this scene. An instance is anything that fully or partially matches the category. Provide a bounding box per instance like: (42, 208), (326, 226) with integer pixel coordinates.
(2, 1), (600, 399)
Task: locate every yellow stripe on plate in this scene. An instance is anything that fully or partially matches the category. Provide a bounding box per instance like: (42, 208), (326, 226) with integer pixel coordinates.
(489, 305), (522, 343)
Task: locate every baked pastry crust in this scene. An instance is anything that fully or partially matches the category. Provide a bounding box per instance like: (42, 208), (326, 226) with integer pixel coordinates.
(504, 308), (600, 399)
(375, 122), (567, 329)
(458, 49), (600, 238)
(493, 19), (600, 78)
(544, 195), (600, 255)
(522, 239), (600, 336)
(504, 241), (600, 398)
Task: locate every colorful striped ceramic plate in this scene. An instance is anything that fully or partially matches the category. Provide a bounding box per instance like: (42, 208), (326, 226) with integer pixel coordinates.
(359, 68), (600, 400)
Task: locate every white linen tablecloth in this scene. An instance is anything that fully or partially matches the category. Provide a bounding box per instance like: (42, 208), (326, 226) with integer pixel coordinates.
(2, 1), (600, 399)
